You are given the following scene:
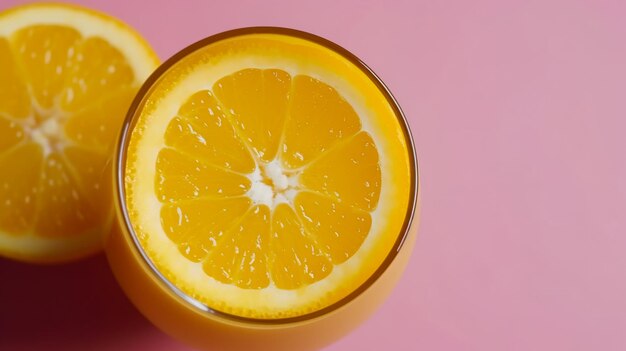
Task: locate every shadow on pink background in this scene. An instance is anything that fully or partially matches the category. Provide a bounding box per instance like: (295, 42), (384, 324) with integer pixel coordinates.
(1, 0), (626, 350)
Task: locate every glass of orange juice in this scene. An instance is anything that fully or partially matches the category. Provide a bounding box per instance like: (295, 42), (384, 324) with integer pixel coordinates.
(106, 27), (419, 350)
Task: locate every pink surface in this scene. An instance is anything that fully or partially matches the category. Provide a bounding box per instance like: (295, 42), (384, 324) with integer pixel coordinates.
(1, 0), (626, 350)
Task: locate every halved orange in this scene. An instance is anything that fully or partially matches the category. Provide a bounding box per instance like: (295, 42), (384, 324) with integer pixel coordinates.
(0, 3), (159, 263)
(122, 30), (414, 318)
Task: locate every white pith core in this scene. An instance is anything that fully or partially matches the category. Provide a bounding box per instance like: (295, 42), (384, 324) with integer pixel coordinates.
(246, 159), (299, 208)
(24, 104), (66, 157)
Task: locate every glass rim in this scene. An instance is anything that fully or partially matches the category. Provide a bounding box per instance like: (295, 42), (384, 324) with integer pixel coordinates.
(114, 26), (420, 325)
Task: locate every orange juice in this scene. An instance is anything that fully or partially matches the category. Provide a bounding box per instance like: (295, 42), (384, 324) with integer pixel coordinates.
(106, 27), (419, 350)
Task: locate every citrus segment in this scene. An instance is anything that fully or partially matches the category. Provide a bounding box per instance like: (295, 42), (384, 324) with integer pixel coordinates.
(166, 90), (256, 173)
(213, 68), (291, 162)
(203, 205), (271, 289)
(281, 75), (361, 169)
(294, 192), (371, 264)
(0, 3), (159, 262)
(0, 116), (26, 151)
(0, 38), (31, 118)
(10, 25), (80, 110)
(300, 131), (381, 211)
(0, 144), (42, 233)
(34, 153), (97, 237)
(64, 88), (137, 151)
(156, 148), (251, 202)
(160, 196), (252, 261)
(270, 203), (333, 290)
(62, 146), (110, 214)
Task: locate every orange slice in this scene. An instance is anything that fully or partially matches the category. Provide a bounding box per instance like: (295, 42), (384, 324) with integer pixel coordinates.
(0, 3), (159, 263)
(122, 31), (413, 318)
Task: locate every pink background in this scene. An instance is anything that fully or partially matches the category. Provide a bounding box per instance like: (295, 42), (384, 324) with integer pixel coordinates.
(1, 0), (626, 350)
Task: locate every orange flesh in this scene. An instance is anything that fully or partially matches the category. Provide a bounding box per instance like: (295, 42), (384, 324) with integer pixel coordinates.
(0, 25), (137, 239)
(124, 33), (413, 318)
(154, 68), (381, 290)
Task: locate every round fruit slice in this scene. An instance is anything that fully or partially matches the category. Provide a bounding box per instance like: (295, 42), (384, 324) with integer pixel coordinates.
(0, 4), (159, 263)
(122, 30), (414, 319)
